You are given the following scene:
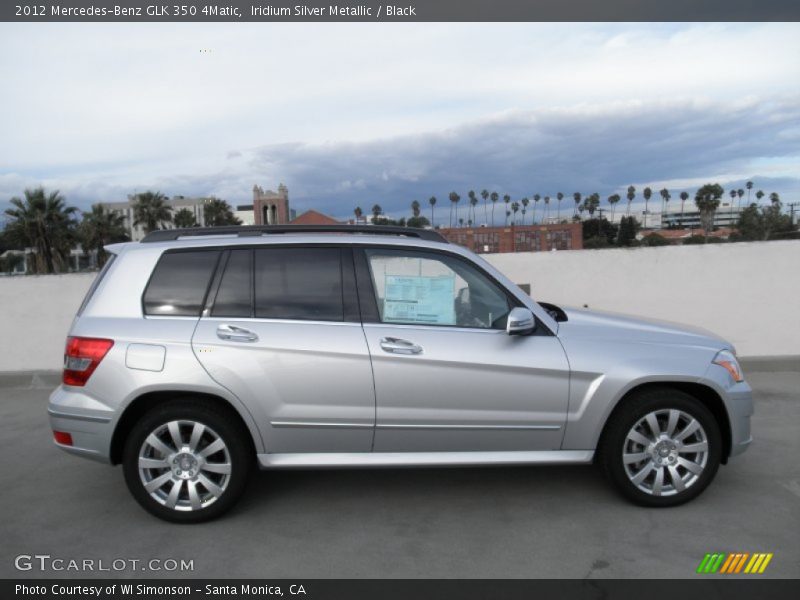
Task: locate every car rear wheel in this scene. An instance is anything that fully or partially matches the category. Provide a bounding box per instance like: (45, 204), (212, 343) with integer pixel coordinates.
(600, 388), (722, 507)
(122, 400), (252, 522)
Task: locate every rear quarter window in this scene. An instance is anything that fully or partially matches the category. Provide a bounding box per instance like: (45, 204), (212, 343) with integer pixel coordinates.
(143, 250), (221, 316)
(77, 255), (116, 316)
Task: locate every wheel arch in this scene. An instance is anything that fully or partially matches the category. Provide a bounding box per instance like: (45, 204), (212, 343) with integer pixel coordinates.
(597, 381), (732, 464)
(110, 390), (259, 465)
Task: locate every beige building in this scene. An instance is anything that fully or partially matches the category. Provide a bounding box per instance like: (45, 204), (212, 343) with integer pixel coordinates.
(101, 195), (214, 241)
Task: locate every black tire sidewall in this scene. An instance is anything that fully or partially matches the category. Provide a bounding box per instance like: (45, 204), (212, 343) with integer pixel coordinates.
(601, 389), (722, 507)
(122, 400), (252, 523)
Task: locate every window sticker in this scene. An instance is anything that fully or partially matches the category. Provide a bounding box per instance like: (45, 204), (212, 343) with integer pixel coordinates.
(383, 274), (456, 325)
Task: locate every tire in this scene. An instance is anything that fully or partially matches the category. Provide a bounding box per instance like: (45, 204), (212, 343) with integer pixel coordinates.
(122, 399), (252, 523)
(599, 387), (722, 507)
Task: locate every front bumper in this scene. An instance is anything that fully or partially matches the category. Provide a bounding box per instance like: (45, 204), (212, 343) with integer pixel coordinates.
(48, 385), (115, 463)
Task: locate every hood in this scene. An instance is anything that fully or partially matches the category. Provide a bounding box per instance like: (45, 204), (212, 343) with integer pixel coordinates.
(556, 305), (733, 352)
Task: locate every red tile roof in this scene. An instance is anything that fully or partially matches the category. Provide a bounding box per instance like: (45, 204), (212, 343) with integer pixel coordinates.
(290, 210), (341, 225)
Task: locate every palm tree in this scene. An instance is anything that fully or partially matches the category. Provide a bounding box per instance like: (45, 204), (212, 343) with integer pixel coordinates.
(521, 197), (530, 225)
(643, 187), (652, 228)
(769, 192), (780, 204)
(458, 217), (464, 228)
(756, 190), (765, 204)
(694, 183), (724, 239)
(481, 189), (489, 225)
(626, 186), (635, 216)
(411, 200), (421, 218)
(371, 204), (383, 224)
(573, 192), (581, 218)
(736, 189), (744, 215)
(428, 197), (436, 226)
(372, 204), (383, 225)
(583, 194), (600, 217)
(203, 197), (241, 227)
(132, 191), (172, 234)
(173, 207), (198, 228)
(80, 204), (130, 267)
(354, 206), (363, 224)
(660, 188), (671, 226)
(729, 189), (737, 218)
(511, 201), (520, 225)
(534, 194), (541, 223)
(468, 191), (478, 224)
(556, 192), (564, 222)
(490, 192), (499, 226)
(4, 187), (77, 274)
(679, 191), (689, 224)
(746, 180), (753, 206)
(448, 192), (460, 228)
(608, 194), (621, 221)
(503, 194), (511, 225)
(543, 196), (551, 222)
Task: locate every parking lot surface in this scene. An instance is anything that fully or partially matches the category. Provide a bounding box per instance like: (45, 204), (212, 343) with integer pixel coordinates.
(1, 371), (798, 579)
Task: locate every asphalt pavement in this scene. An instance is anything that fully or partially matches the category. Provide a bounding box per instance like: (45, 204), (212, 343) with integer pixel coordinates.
(0, 370), (797, 579)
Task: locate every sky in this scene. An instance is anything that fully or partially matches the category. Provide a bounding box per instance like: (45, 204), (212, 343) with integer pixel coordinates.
(1, 22), (799, 223)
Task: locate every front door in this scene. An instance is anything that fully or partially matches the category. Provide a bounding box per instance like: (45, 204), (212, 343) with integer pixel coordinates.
(192, 245), (375, 454)
(356, 247), (570, 453)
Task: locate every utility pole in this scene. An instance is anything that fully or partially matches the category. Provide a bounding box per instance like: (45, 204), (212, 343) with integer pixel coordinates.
(787, 202), (798, 226)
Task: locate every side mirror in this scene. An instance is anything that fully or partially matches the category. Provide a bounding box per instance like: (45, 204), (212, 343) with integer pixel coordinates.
(506, 307), (536, 335)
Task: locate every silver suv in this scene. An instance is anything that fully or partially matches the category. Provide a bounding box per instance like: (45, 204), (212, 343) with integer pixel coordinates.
(49, 225), (753, 522)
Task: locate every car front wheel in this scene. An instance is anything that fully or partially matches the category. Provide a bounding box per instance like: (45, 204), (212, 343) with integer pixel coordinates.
(600, 388), (722, 507)
(122, 399), (252, 522)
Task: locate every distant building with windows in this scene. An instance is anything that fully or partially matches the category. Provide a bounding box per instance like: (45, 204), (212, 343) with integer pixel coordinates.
(439, 223), (582, 253)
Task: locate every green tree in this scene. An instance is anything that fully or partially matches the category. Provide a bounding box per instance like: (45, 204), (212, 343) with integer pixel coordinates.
(4, 187), (77, 274)
(583, 193), (600, 216)
(173, 208), (198, 228)
(659, 188), (671, 221)
(573, 192), (581, 217)
(503, 194), (511, 225)
(468, 191), (479, 223)
(607, 194), (621, 221)
(448, 192), (460, 228)
(354, 206), (363, 224)
(428, 197), (436, 226)
(616, 215), (640, 247)
(490, 191), (499, 226)
(543, 195), (550, 222)
(79, 204), (130, 267)
(641, 232), (671, 247)
(411, 200), (421, 218)
(511, 201), (520, 224)
(480, 189), (489, 224)
(755, 190), (765, 203)
(694, 183), (724, 239)
(132, 191), (172, 234)
(736, 195), (795, 241)
(521, 197), (530, 225)
(625, 186), (635, 216)
(533, 194), (541, 223)
(556, 192), (564, 221)
(642, 187), (652, 228)
(371, 204), (383, 224)
(746, 180), (753, 206)
(679, 191), (689, 222)
(203, 198), (240, 227)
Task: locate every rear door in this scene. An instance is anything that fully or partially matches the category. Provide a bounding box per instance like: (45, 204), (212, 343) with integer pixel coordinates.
(191, 245), (375, 454)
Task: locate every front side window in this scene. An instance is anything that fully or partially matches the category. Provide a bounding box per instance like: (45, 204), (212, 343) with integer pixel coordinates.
(144, 250), (220, 316)
(365, 249), (511, 329)
(254, 247), (344, 321)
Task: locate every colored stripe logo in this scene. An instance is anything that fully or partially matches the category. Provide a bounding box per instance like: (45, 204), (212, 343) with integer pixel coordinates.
(696, 552), (773, 574)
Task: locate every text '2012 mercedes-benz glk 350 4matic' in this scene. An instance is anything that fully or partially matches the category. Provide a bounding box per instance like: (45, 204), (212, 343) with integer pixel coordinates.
(49, 225), (753, 522)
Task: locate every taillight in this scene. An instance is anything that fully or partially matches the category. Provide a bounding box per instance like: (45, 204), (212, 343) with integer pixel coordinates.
(53, 431), (73, 446)
(63, 336), (114, 386)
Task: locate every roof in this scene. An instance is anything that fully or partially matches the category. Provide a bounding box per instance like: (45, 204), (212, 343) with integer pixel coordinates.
(290, 210), (341, 225)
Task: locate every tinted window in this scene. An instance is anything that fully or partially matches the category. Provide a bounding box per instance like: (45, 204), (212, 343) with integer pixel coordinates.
(77, 255), (116, 316)
(365, 249), (511, 329)
(144, 251), (220, 316)
(255, 248), (343, 321)
(212, 250), (252, 317)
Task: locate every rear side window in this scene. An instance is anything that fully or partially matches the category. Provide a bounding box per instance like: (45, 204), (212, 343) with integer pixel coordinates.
(212, 249), (253, 317)
(254, 247), (343, 321)
(77, 255), (116, 316)
(144, 250), (220, 316)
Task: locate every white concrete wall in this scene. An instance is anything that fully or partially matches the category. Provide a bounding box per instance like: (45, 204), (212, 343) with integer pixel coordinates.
(0, 241), (797, 371)
(485, 240), (800, 357)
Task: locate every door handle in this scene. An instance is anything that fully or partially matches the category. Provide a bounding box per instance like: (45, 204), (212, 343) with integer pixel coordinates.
(216, 324), (259, 342)
(379, 337), (423, 355)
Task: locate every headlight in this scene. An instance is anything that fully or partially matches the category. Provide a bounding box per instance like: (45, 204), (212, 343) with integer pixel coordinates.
(713, 350), (744, 383)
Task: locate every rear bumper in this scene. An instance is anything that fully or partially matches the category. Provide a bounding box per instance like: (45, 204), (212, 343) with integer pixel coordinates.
(48, 386), (115, 464)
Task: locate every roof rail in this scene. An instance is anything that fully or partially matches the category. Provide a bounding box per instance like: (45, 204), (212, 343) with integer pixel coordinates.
(140, 224), (448, 244)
